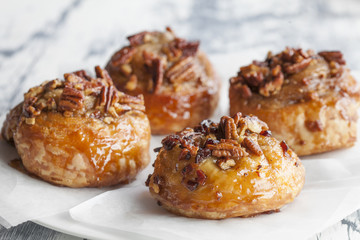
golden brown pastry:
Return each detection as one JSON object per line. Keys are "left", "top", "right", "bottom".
{"left": 146, "top": 113, "right": 305, "bottom": 219}
{"left": 105, "top": 27, "right": 220, "bottom": 135}
{"left": 229, "top": 48, "right": 360, "bottom": 156}
{"left": 1, "top": 66, "right": 150, "bottom": 187}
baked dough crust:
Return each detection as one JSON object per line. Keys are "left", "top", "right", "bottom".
{"left": 147, "top": 113, "right": 305, "bottom": 219}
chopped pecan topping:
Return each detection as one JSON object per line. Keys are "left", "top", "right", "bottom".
{"left": 216, "top": 158, "right": 236, "bottom": 170}
{"left": 145, "top": 174, "right": 152, "bottom": 186}
{"left": 21, "top": 67, "right": 144, "bottom": 123}
{"left": 165, "top": 57, "right": 197, "bottom": 84}
{"left": 329, "top": 66, "right": 344, "bottom": 78}
{"left": 127, "top": 31, "right": 150, "bottom": 46}
{"left": 157, "top": 113, "right": 270, "bottom": 173}
{"left": 242, "top": 137, "right": 263, "bottom": 156}
{"left": 44, "top": 80, "right": 62, "bottom": 91}
{"left": 195, "top": 148, "right": 211, "bottom": 164}
{"left": 95, "top": 66, "right": 113, "bottom": 85}
{"left": 150, "top": 58, "right": 163, "bottom": 93}
{"left": 170, "top": 38, "right": 199, "bottom": 57}
{"left": 116, "top": 94, "right": 145, "bottom": 112}
{"left": 46, "top": 98, "right": 57, "bottom": 110}
{"left": 23, "top": 97, "right": 40, "bottom": 118}
{"left": 204, "top": 138, "right": 220, "bottom": 147}
{"left": 328, "top": 61, "right": 344, "bottom": 78}
{"left": 259, "top": 65, "right": 284, "bottom": 96}
{"left": 151, "top": 175, "right": 164, "bottom": 194}
{"left": 165, "top": 26, "right": 173, "bottom": 33}
{"left": 194, "top": 119, "right": 218, "bottom": 135}
{"left": 58, "top": 86, "right": 84, "bottom": 112}
{"left": 185, "top": 180, "right": 199, "bottom": 191}
{"left": 70, "top": 70, "right": 92, "bottom": 81}
{"left": 318, "top": 51, "right": 346, "bottom": 65}
{"left": 283, "top": 58, "right": 312, "bottom": 75}
{"left": 260, "top": 130, "right": 272, "bottom": 137}
{"left": 24, "top": 105, "right": 40, "bottom": 118}
{"left": 230, "top": 47, "right": 321, "bottom": 97}
{"left": 305, "top": 120, "right": 323, "bottom": 132}
{"left": 153, "top": 147, "right": 162, "bottom": 153}
{"left": 182, "top": 163, "right": 194, "bottom": 176}
{"left": 218, "top": 116, "right": 239, "bottom": 140}
{"left": 232, "top": 112, "right": 243, "bottom": 125}
{"left": 110, "top": 46, "right": 136, "bottom": 67}
{"left": 99, "top": 85, "right": 117, "bottom": 112}
{"left": 161, "top": 134, "right": 180, "bottom": 150}
{"left": 181, "top": 164, "right": 206, "bottom": 191}
{"left": 143, "top": 51, "right": 164, "bottom": 93}
{"left": 110, "top": 28, "right": 204, "bottom": 94}
{"left": 208, "top": 139, "right": 244, "bottom": 160}
{"left": 178, "top": 132, "right": 202, "bottom": 155}
{"left": 212, "top": 149, "right": 232, "bottom": 158}
{"left": 196, "top": 170, "right": 207, "bottom": 185}
{"left": 280, "top": 140, "right": 290, "bottom": 157}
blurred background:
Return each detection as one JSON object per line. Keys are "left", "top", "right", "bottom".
{"left": 1, "top": 0, "right": 360, "bottom": 114}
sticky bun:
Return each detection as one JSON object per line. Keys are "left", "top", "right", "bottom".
{"left": 106, "top": 27, "right": 220, "bottom": 134}
{"left": 1, "top": 66, "right": 151, "bottom": 187}
{"left": 146, "top": 113, "right": 305, "bottom": 219}
{"left": 229, "top": 48, "right": 360, "bottom": 156}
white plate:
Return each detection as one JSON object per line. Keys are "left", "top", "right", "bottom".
{"left": 35, "top": 213, "right": 139, "bottom": 240}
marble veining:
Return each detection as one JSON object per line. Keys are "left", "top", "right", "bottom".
{"left": 1, "top": 0, "right": 360, "bottom": 239}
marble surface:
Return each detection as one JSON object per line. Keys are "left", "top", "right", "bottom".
{"left": 1, "top": 0, "right": 360, "bottom": 239}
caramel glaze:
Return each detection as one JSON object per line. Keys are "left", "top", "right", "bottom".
{"left": 148, "top": 114, "right": 305, "bottom": 219}
{"left": 14, "top": 111, "right": 150, "bottom": 187}
{"left": 106, "top": 29, "right": 220, "bottom": 135}
{"left": 230, "top": 52, "right": 360, "bottom": 156}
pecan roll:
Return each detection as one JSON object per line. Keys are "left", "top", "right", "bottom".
{"left": 230, "top": 47, "right": 360, "bottom": 156}
{"left": 147, "top": 112, "right": 305, "bottom": 219}
{"left": 106, "top": 27, "right": 220, "bottom": 134}
{"left": 1, "top": 67, "right": 150, "bottom": 187}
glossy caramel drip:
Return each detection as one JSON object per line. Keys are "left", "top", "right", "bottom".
{"left": 14, "top": 111, "right": 150, "bottom": 187}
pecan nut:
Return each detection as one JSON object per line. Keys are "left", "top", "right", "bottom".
{"left": 242, "top": 137, "right": 263, "bottom": 156}
{"left": 110, "top": 46, "right": 136, "bottom": 67}
{"left": 58, "top": 86, "right": 84, "bottom": 112}
{"left": 318, "top": 51, "right": 346, "bottom": 65}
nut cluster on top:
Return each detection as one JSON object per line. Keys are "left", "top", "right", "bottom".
{"left": 22, "top": 66, "right": 145, "bottom": 125}
{"left": 230, "top": 47, "right": 346, "bottom": 98}
{"left": 106, "top": 27, "right": 203, "bottom": 93}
